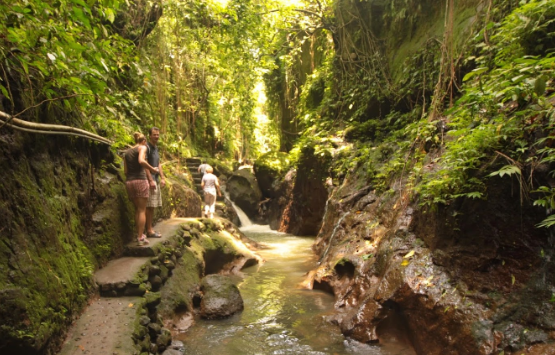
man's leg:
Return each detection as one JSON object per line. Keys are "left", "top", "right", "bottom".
{"left": 146, "top": 181, "right": 161, "bottom": 235}
{"left": 145, "top": 207, "right": 154, "bottom": 235}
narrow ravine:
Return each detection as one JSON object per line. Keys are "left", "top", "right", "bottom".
{"left": 174, "top": 224, "right": 415, "bottom": 355}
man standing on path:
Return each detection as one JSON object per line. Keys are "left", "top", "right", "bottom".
{"left": 145, "top": 127, "right": 166, "bottom": 238}
{"left": 198, "top": 160, "right": 210, "bottom": 176}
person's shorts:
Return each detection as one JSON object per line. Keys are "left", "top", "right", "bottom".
{"left": 147, "top": 180, "right": 163, "bottom": 208}
{"left": 126, "top": 180, "right": 149, "bottom": 199}
{"left": 204, "top": 191, "right": 216, "bottom": 206}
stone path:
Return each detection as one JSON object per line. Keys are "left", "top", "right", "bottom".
{"left": 184, "top": 158, "right": 203, "bottom": 194}
{"left": 59, "top": 218, "right": 193, "bottom": 355}
{"left": 185, "top": 157, "right": 225, "bottom": 202}
{"left": 59, "top": 158, "right": 238, "bottom": 355}
{"left": 59, "top": 297, "right": 138, "bottom": 355}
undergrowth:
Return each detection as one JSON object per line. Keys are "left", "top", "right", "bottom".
{"left": 293, "top": 0, "right": 555, "bottom": 228}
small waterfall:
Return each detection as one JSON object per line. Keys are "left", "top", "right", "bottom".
{"left": 319, "top": 211, "right": 350, "bottom": 264}
{"left": 224, "top": 192, "right": 252, "bottom": 227}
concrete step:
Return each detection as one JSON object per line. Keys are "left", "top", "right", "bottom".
{"left": 61, "top": 216, "right": 258, "bottom": 355}
{"left": 94, "top": 218, "right": 191, "bottom": 297}
{"left": 58, "top": 296, "right": 139, "bottom": 355}
{"left": 185, "top": 158, "right": 201, "bottom": 165}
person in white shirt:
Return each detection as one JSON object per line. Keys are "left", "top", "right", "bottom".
{"left": 198, "top": 161, "right": 210, "bottom": 175}
{"left": 201, "top": 166, "right": 222, "bottom": 218}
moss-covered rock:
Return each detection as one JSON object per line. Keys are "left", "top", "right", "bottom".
{"left": 268, "top": 144, "right": 330, "bottom": 235}
{"left": 157, "top": 219, "right": 261, "bottom": 329}
{"left": 157, "top": 176, "right": 202, "bottom": 220}
{"left": 0, "top": 134, "right": 134, "bottom": 354}
{"left": 253, "top": 151, "right": 290, "bottom": 198}
{"left": 226, "top": 169, "right": 263, "bottom": 220}
{"left": 199, "top": 275, "right": 243, "bottom": 319}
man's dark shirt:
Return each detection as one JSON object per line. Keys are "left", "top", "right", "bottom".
{"left": 147, "top": 142, "right": 160, "bottom": 182}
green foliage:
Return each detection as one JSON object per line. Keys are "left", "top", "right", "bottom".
{"left": 493, "top": 0, "right": 555, "bottom": 63}
{"left": 296, "top": 0, "right": 555, "bottom": 232}
{"left": 254, "top": 151, "right": 291, "bottom": 176}
{"left": 412, "top": 0, "right": 555, "bottom": 222}
{"left": 136, "top": 0, "right": 284, "bottom": 159}
{"left": 0, "top": 0, "right": 135, "bottom": 132}
{"left": 489, "top": 165, "right": 522, "bottom": 178}
{"left": 383, "top": 0, "right": 422, "bottom": 36}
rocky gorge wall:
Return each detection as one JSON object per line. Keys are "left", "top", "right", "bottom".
{"left": 0, "top": 130, "right": 201, "bottom": 354}
{"left": 255, "top": 1, "right": 555, "bottom": 353}
{"left": 306, "top": 166, "right": 555, "bottom": 354}
{"left": 252, "top": 145, "right": 331, "bottom": 236}
{"left": 245, "top": 137, "right": 555, "bottom": 353}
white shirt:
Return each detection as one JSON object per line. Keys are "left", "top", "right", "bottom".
{"left": 202, "top": 173, "right": 218, "bottom": 195}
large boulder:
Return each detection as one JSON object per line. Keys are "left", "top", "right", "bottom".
{"left": 161, "top": 178, "right": 202, "bottom": 218}
{"left": 226, "top": 169, "right": 263, "bottom": 220}
{"left": 216, "top": 199, "right": 240, "bottom": 226}
{"left": 253, "top": 151, "right": 290, "bottom": 198}
{"left": 267, "top": 145, "right": 330, "bottom": 235}
{"left": 267, "top": 170, "right": 295, "bottom": 231}
{"left": 200, "top": 275, "right": 243, "bottom": 319}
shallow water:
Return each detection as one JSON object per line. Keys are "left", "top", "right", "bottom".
{"left": 176, "top": 225, "right": 414, "bottom": 355}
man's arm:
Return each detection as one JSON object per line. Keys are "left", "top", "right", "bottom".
{"left": 144, "top": 145, "right": 156, "bottom": 189}
{"left": 146, "top": 169, "right": 156, "bottom": 189}
{"left": 159, "top": 162, "right": 165, "bottom": 188}
{"left": 138, "top": 146, "right": 159, "bottom": 174}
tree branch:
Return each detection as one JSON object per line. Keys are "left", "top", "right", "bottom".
{"left": 0, "top": 110, "right": 112, "bottom": 145}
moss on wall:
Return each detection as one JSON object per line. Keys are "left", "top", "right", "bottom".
{"left": 157, "top": 247, "right": 202, "bottom": 315}
{"left": 0, "top": 134, "right": 133, "bottom": 354}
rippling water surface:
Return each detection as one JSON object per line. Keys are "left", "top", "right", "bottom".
{"left": 177, "top": 225, "right": 414, "bottom": 355}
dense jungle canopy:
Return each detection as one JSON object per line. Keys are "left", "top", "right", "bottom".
{"left": 2, "top": 0, "right": 555, "bottom": 353}
{"left": 2, "top": 0, "right": 555, "bottom": 224}
{"left": 0, "top": 0, "right": 555, "bottom": 225}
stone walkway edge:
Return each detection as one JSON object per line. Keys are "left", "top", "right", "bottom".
{"left": 59, "top": 218, "right": 198, "bottom": 355}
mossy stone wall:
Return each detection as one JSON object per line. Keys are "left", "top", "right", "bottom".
{"left": 0, "top": 133, "right": 133, "bottom": 354}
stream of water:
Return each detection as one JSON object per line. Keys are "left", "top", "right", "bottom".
{"left": 175, "top": 224, "right": 414, "bottom": 355}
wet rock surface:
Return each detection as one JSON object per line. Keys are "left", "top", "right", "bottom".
{"left": 267, "top": 145, "right": 330, "bottom": 235}
{"left": 216, "top": 198, "right": 240, "bottom": 226}
{"left": 227, "top": 169, "right": 263, "bottom": 220}
{"left": 199, "top": 274, "right": 244, "bottom": 319}
{"left": 309, "top": 172, "right": 555, "bottom": 355}
{"left": 253, "top": 151, "right": 290, "bottom": 198}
